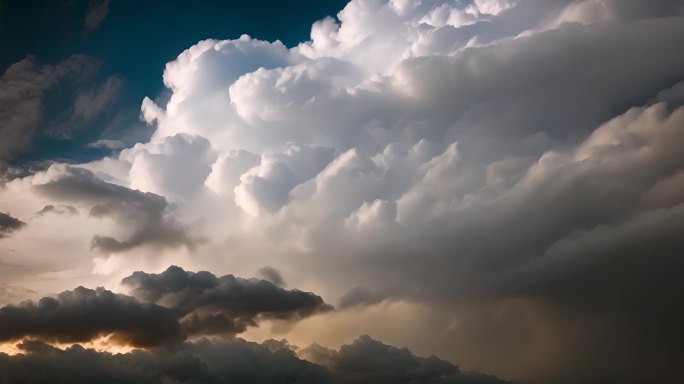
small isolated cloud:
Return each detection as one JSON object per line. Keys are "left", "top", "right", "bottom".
{"left": 0, "top": 212, "right": 26, "bottom": 238}
{"left": 338, "top": 286, "right": 384, "bottom": 309}
{"left": 83, "top": 0, "right": 110, "bottom": 34}
{"left": 87, "top": 139, "right": 126, "bottom": 150}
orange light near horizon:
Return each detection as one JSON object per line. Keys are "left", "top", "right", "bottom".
{"left": 0, "top": 335, "right": 140, "bottom": 356}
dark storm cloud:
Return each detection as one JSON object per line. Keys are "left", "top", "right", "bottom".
{"left": 0, "top": 336, "right": 514, "bottom": 384}
{"left": 300, "top": 335, "right": 514, "bottom": 384}
{"left": 275, "top": 2, "right": 684, "bottom": 380}
{"left": 331, "top": 103, "right": 684, "bottom": 382}
{"left": 0, "top": 212, "right": 25, "bottom": 238}
{"left": 0, "top": 266, "right": 332, "bottom": 346}
{"left": 492, "top": 204, "right": 684, "bottom": 383}
{"left": 35, "top": 166, "right": 200, "bottom": 253}
{"left": 0, "top": 286, "right": 181, "bottom": 347}
{"left": 122, "top": 265, "right": 332, "bottom": 335}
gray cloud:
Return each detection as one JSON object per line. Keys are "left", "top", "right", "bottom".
{"left": 0, "top": 266, "right": 332, "bottom": 347}
{"left": 45, "top": 75, "right": 124, "bottom": 140}
{"left": 337, "top": 286, "right": 384, "bottom": 309}
{"left": 300, "top": 335, "right": 515, "bottom": 384}
{"left": 0, "top": 336, "right": 514, "bottom": 384}
{"left": 86, "top": 139, "right": 126, "bottom": 150}
{"left": 122, "top": 265, "right": 332, "bottom": 336}
{"left": 0, "top": 286, "right": 181, "bottom": 347}
{"left": 4, "top": 0, "right": 684, "bottom": 382}
{"left": 36, "top": 204, "right": 78, "bottom": 216}
{"left": 73, "top": 75, "right": 122, "bottom": 121}
{"left": 35, "top": 165, "right": 200, "bottom": 253}
{"left": 258, "top": 266, "right": 286, "bottom": 287}
{"left": 0, "top": 55, "right": 95, "bottom": 163}
{"left": 83, "top": 0, "right": 111, "bottom": 34}
{"left": 0, "top": 212, "right": 26, "bottom": 238}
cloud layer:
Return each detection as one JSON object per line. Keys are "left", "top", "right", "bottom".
{"left": 1, "top": 0, "right": 684, "bottom": 382}
{"left": 0, "top": 336, "right": 513, "bottom": 384}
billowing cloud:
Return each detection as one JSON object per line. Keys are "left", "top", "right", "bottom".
{"left": 0, "top": 336, "right": 513, "bottom": 384}
{"left": 301, "top": 335, "right": 513, "bottom": 384}
{"left": 0, "top": 286, "right": 181, "bottom": 347}
{"left": 2, "top": 0, "right": 684, "bottom": 382}
{"left": 258, "top": 266, "right": 286, "bottom": 287}
{"left": 0, "top": 266, "right": 331, "bottom": 347}
{"left": 122, "top": 265, "right": 332, "bottom": 336}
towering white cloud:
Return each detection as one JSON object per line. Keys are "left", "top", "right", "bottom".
{"left": 2, "top": 1, "right": 684, "bottom": 382}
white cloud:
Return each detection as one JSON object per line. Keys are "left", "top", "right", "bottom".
{"left": 3, "top": 1, "right": 684, "bottom": 381}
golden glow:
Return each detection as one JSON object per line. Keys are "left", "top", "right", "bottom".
{"left": 0, "top": 335, "right": 138, "bottom": 356}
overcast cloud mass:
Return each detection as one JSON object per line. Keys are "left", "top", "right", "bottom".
{"left": 1, "top": 0, "right": 684, "bottom": 383}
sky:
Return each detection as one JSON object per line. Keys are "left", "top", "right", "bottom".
{"left": 1, "top": 0, "right": 684, "bottom": 383}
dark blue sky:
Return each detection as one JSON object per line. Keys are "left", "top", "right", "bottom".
{"left": 1, "top": 0, "right": 349, "bottom": 165}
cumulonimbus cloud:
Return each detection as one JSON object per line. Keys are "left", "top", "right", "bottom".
{"left": 2, "top": 0, "right": 684, "bottom": 382}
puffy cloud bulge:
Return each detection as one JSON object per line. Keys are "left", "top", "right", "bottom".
{"left": 2, "top": 0, "right": 684, "bottom": 382}
{"left": 0, "top": 266, "right": 330, "bottom": 347}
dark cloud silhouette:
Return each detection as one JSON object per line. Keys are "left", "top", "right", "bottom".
{"left": 300, "top": 335, "right": 515, "bottom": 384}
{"left": 0, "top": 336, "right": 513, "bottom": 384}
{"left": 35, "top": 165, "right": 200, "bottom": 253}
{"left": 0, "top": 212, "right": 26, "bottom": 238}
{"left": 122, "top": 265, "right": 332, "bottom": 336}
{"left": 0, "top": 266, "right": 332, "bottom": 346}
{"left": 0, "top": 286, "right": 181, "bottom": 347}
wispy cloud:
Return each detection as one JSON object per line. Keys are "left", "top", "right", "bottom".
{"left": 82, "top": 0, "right": 111, "bottom": 35}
